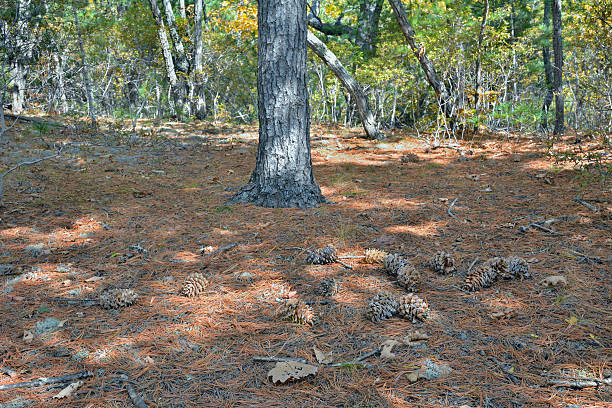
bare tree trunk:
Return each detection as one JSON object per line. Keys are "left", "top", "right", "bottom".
{"left": 552, "top": 0, "right": 564, "bottom": 135}
{"left": 160, "top": 0, "right": 189, "bottom": 73}
{"left": 387, "top": 0, "right": 455, "bottom": 124}
{"left": 474, "top": 0, "right": 488, "bottom": 112}
{"left": 73, "top": 5, "right": 97, "bottom": 127}
{"left": 541, "top": 0, "right": 554, "bottom": 130}
{"left": 193, "top": 0, "right": 206, "bottom": 119}
{"left": 53, "top": 53, "right": 68, "bottom": 113}
{"left": 230, "top": 0, "right": 325, "bottom": 209}
{"left": 307, "top": 31, "right": 382, "bottom": 140}
{"left": 178, "top": 0, "right": 187, "bottom": 19}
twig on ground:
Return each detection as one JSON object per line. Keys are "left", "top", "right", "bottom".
{"left": 572, "top": 197, "right": 600, "bottom": 212}
{"left": 0, "top": 144, "right": 66, "bottom": 201}
{"left": 253, "top": 356, "right": 309, "bottom": 364}
{"left": 447, "top": 197, "right": 466, "bottom": 224}
{"left": 0, "top": 371, "right": 93, "bottom": 390}
{"left": 336, "top": 259, "right": 354, "bottom": 270}
{"left": 541, "top": 215, "right": 579, "bottom": 227}
{"left": 201, "top": 242, "right": 238, "bottom": 258}
{"left": 118, "top": 374, "right": 148, "bottom": 408}
{"left": 467, "top": 257, "right": 479, "bottom": 274}
{"left": 546, "top": 378, "right": 609, "bottom": 388}
{"left": 328, "top": 348, "right": 380, "bottom": 367}
{"left": 529, "top": 223, "right": 557, "bottom": 234}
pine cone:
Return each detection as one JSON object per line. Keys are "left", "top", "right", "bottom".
{"left": 100, "top": 289, "right": 138, "bottom": 309}
{"left": 485, "top": 257, "right": 509, "bottom": 275}
{"left": 281, "top": 299, "right": 315, "bottom": 325}
{"left": 366, "top": 291, "right": 399, "bottom": 322}
{"left": 382, "top": 254, "right": 408, "bottom": 276}
{"left": 464, "top": 264, "right": 498, "bottom": 291}
{"left": 429, "top": 251, "right": 456, "bottom": 275}
{"left": 396, "top": 263, "right": 420, "bottom": 291}
{"left": 180, "top": 272, "right": 209, "bottom": 297}
{"left": 364, "top": 248, "right": 389, "bottom": 264}
{"left": 397, "top": 293, "right": 429, "bottom": 322}
{"left": 318, "top": 278, "right": 339, "bottom": 296}
{"left": 306, "top": 246, "right": 338, "bottom": 265}
{"left": 503, "top": 256, "right": 530, "bottom": 280}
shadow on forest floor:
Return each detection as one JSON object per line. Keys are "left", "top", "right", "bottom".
{"left": 0, "top": 119, "right": 610, "bottom": 408}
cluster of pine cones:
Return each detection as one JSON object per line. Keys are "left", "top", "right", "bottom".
{"left": 366, "top": 291, "right": 429, "bottom": 323}
{"left": 464, "top": 256, "right": 530, "bottom": 291}
{"left": 99, "top": 289, "right": 138, "bottom": 309}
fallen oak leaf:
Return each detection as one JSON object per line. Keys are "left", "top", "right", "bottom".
{"left": 267, "top": 361, "right": 317, "bottom": 384}
{"left": 403, "top": 330, "right": 429, "bottom": 346}
{"left": 23, "top": 330, "right": 33, "bottom": 344}
{"left": 380, "top": 340, "right": 400, "bottom": 359}
{"left": 53, "top": 380, "right": 83, "bottom": 399}
{"left": 313, "top": 346, "right": 333, "bottom": 364}
{"left": 490, "top": 309, "right": 517, "bottom": 320}
{"left": 540, "top": 275, "right": 567, "bottom": 287}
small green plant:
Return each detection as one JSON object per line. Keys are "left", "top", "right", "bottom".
{"left": 214, "top": 205, "right": 234, "bottom": 213}
{"left": 36, "top": 305, "right": 52, "bottom": 314}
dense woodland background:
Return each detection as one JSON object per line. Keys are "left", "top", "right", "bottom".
{"left": 1, "top": 0, "right": 610, "bottom": 137}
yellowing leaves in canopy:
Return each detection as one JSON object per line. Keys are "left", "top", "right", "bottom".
{"left": 210, "top": 0, "right": 257, "bottom": 41}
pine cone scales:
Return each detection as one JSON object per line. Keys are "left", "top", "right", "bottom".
{"left": 504, "top": 256, "right": 530, "bottom": 280}
{"left": 486, "top": 257, "right": 509, "bottom": 275}
{"left": 429, "top": 251, "right": 456, "bottom": 275}
{"left": 464, "top": 265, "right": 498, "bottom": 291}
{"left": 100, "top": 289, "right": 138, "bottom": 309}
{"left": 306, "top": 246, "right": 338, "bottom": 265}
{"left": 180, "top": 273, "right": 209, "bottom": 297}
{"left": 382, "top": 254, "right": 407, "bottom": 276}
{"left": 397, "top": 294, "right": 429, "bottom": 322}
{"left": 396, "top": 264, "right": 420, "bottom": 291}
{"left": 282, "top": 299, "right": 315, "bottom": 325}
{"left": 364, "top": 248, "right": 389, "bottom": 264}
{"left": 366, "top": 291, "right": 399, "bottom": 322}
{"left": 318, "top": 278, "right": 339, "bottom": 296}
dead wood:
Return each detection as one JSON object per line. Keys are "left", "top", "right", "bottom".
{"left": 0, "top": 371, "right": 93, "bottom": 390}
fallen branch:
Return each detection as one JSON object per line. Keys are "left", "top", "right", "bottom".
{"left": 572, "top": 197, "right": 600, "bottom": 212}
{"left": 0, "top": 371, "right": 93, "bottom": 390}
{"left": 2, "top": 112, "right": 68, "bottom": 128}
{"left": 0, "top": 144, "right": 66, "bottom": 201}
{"left": 547, "top": 378, "right": 608, "bottom": 389}
{"left": 201, "top": 242, "right": 238, "bottom": 259}
{"left": 430, "top": 143, "right": 465, "bottom": 156}
{"left": 447, "top": 197, "right": 466, "bottom": 224}
{"left": 467, "top": 257, "right": 479, "bottom": 273}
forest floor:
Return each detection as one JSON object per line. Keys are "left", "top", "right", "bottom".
{"left": 0, "top": 117, "right": 611, "bottom": 408}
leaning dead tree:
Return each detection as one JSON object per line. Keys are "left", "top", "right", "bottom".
{"left": 387, "top": 0, "right": 456, "bottom": 124}
{"left": 307, "top": 31, "right": 383, "bottom": 140}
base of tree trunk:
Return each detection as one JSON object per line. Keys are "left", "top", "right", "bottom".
{"left": 228, "top": 181, "right": 327, "bottom": 209}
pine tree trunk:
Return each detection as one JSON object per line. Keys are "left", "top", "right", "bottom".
{"left": 541, "top": 0, "right": 554, "bottom": 130}
{"left": 230, "top": 0, "right": 325, "bottom": 209}
{"left": 307, "top": 31, "right": 382, "bottom": 140}
{"left": 552, "top": 0, "right": 564, "bottom": 135}
{"left": 474, "top": 0, "right": 488, "bottom": 112}
{"left": 387, "top": 0, "right": 455, "bottom": 124}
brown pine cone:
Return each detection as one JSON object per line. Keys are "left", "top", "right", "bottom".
{"left": 397, "top": 293, "right": 429, "bottom": 322}
{"left": 464, "top": 264, "right": 498, "bottom": 291}
{"left": 503, "top": 256, "right": 530, "bottom": 280}
{"left": 429, "top": 251, "right": 456, "bottom": 275}
{"left": 396, "top": 263, "right": 420, "bottom": 291}
{"left": 180, "top": 272, "right": 209, "bottom": 297}
{"left": 306, "top": 246, "right": 338, "bottom": 265}
{"left": 281, "top": 298, "right": 315, "bottom": 325}
{"left": 364, "top": 248, "right": 389, "bottom": 264}
{"left": 366, "top": 291, "right": 399, "bottom": 322}
{"left": 100, "top": 289, "right": 138, "bottom": 309}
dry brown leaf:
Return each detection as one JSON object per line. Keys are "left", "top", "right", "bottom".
{"left": 406, "top": 367, "right": 427, "bottom": 383}
{"left": 267, "top": 361, "right": 317, "bottom": 384}
{"left": 490, "top": 309, "right": 517, "bottom": 320}
{"left": 143, "top": 356, "right": 154, "bottom": 364}
{"left": 380, "top": 339, "right": 399, "bottom": 359}
{"left": 85, "top": 276, "right": 104, "bottom": 282}
{"left": 53, "top": 381, "right": 83, "bottom": 399}
{"left": 58, "top": 319, "right": 68, "bottom": 328}
{"left": 313, "top": 346, "right": 333, "bottom": 364}
{"left": 527, "top": 257, "right": 540, "bottom": 263}
{"left": 23, "top": 330, "right": 33, "bottom": 344}
{"left": 403, "top": 330, "right": 429, "bottom": 345}
{"left": 540, "top": 275, "right": 568, "bottom": 287}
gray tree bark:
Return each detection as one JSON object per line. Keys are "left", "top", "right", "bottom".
{"left": 307, "top": 31, "right": 382, "bottom": 140}
{"left": 193, "top": 0, "right": 206, "bottom": 119}
{"left": 474, "top": 0, "right": 488, "bottom": 112}
{"left": 552, "top": 0, "right": 564, "bottom": 135}
{"left": 52, "top": 53, "right": 68, "bottom": 113}
{"left": 73, "top": 5, "right": 97, "bottom": 127}
{"left": 541, "top": 0, "right": 554, "bottom": 130}
{"left": 230, "top": 0, "right": 325, "bottom": 209}
{"left": 8, "top": 0, "right": 32, "bottom": 114}
{"left": 387, "top": 0, "right": 455, "bottom": 123}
